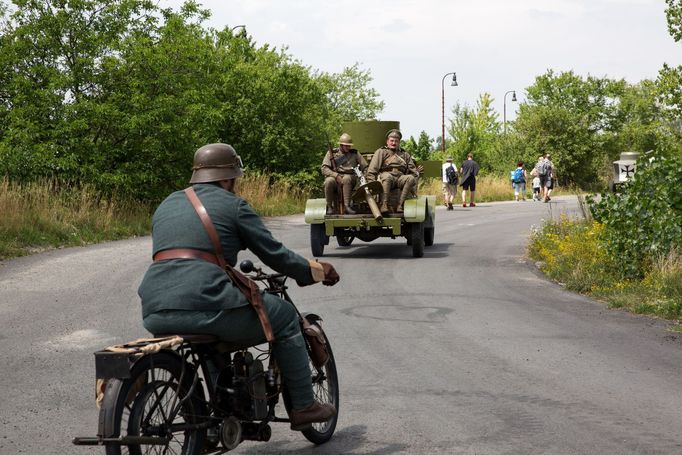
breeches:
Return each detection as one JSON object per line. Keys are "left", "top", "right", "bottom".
{"left": 143, "top": 293, "right": 314, "bottom": 410}
{"left": 324, "top": 174, "right": 357, "bottom": 205}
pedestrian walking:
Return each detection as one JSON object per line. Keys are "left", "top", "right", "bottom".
{"left": 442, "top": 156, "right": 458, "bottom": 210}
{"left": 459, "top": 153, "right": 480, "bottom": 207}
{"left": 511, "top": 160, "right": 527, "bottom": 201}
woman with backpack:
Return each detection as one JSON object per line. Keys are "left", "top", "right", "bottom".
{"left": 511, "top": 160, "right": 527, "bottom": 201}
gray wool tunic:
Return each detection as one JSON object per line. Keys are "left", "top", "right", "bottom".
{"left": 138, "top": 183, "right": 316, "bottom": 319}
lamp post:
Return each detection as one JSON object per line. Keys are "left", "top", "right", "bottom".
{"left": 503, "top": 90, "right": 517, "bottom": 134}
{"left": 230, "top": 25, "right": 245, "bottom": 33}
{"left": 441, "top": 72, "right": 458, "bottom": 154}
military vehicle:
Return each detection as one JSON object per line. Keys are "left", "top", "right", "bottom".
{"left": 304, "top": 121, "right": 439, "bottom": 258}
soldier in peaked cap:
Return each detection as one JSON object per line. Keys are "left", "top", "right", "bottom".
{"left": 321, "top": 133, "right": 368, "bottom": 214}
{"left": 138, "top": 143, "right": 339, "bottom": 430}
{"left": 365, "top": 129, "right": 419, "bottom": 214}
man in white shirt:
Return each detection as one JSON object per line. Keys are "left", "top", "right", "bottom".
{"left": 442, "top": 157, "right": 458, "bottom": 210}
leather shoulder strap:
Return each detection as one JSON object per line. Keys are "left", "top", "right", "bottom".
{"left": 183, "top": 187, "right": 274, "bottom": 343}
{"left": 184, "top": 187, "right": 227, "bottom": 269}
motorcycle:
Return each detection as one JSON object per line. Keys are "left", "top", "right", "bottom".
{"left": 73, "top": 259, "right": 339, "bottom": 454}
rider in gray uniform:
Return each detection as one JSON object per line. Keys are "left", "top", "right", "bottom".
{"left": 138, "top": 143, "right": 338, "bottom": 430}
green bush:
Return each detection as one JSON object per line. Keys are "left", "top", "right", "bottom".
{"left": 589, "top": 153, "right": 682, "bottom": 277}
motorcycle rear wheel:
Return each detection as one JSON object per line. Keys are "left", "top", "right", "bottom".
{"left": 99, "top": 351, "right": 207, "bottom": 455}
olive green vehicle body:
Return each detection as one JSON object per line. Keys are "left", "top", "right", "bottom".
{"left": 304, "top": 121, "right": 438, "bottom": 258}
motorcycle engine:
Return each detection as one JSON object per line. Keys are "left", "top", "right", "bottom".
{"left": 219, "top": 351, "right": 268, "bottom": 421}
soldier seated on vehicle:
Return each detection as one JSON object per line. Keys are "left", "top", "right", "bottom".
{"left": 322, "top": 133, "right": 368, "bottom": 215}
{"left": 365, "top": 129, "right": 419, "bottom": 214}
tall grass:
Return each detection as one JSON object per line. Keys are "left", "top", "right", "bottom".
{"left": 0, "top": 178, "right": 152, "bottom": 259}
{"left": 0, "top": 176, "right": 308, "bottom": 259}
{"left": 237, "top": 174, "right": 307, "bottom": 216}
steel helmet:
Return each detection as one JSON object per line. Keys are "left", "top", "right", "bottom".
{"left": 339, "top": 133, "right": 353, "bottom": 146}
{"left": 189, "top": 143, "right": 244, "bottom": 184}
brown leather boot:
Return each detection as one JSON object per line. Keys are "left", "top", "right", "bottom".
{"left": 289, "top": 402, "right": 337, "bottom": 431}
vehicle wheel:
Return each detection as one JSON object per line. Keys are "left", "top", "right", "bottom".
{"left": 336, "top": 232, "right": 354, "bottom": 247}
{"left": 411, "top": 222, "right": 424, "bottom": 258}
{"left": 311, "top": 224, "right": 327, "bottom": 257}
{"left": 100, "top": 351, "right": 206, "bottom": 455}
{"left": 424, "top": 225, "right": 434, "bottom": 247}
{"left": 284, "top": 323, "right": 339, "bottom": 445}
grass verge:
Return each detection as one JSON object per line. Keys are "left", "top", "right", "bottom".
{"left": 527, "top": 215, "right": 682, "bottom": 321}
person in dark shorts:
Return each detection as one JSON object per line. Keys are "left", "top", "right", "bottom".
{"left": 459, "top": 153, "right": 480, "bottom": 207}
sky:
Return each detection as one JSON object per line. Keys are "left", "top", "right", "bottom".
{"left": 165, "top": 0, "right": 681, "bottom": 141}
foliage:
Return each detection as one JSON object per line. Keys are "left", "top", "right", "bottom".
{"left": 402, "top": 131, "right": 434, "bottom": 161}
{"left": 528, "top": 217, "right": 616, "bottom": 292}
{"left": 0, "top": 177, "right": 152, "bottom": 259}
{"left": 513, "top": 71, "right": 622, "bottom": 187}
{"left": 666, "top": 0, "right": 682, "bottom": 42}
{"left": 0, "top": 0, "right": 385, "bottom": 201}
{"left": 528, "top": 216, "right": 682, "bottom": 319}
{"left": 657, "top": 1, "right": 682, "bottom": 120}
{"left": 589, "top": 153, "right": 682, "bottom": 277}
{"left": 316, "top": 63, "right": 385, "bottom": 124}
{"left": 445, "top": 93, "right": 500, "bottom": 168}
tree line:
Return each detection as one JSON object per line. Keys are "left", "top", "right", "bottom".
{"left": 0, "top": 0, "right": 383, "bottom": 201}
{"left": 403, "top": 0, "right": 681, "bottom": 189}
{"left": 1, "top": 0, "right": 680, "bottom": 201}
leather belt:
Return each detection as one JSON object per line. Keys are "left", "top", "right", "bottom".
{"left": 153, "top": 248, "right": 220, "bottom": 266}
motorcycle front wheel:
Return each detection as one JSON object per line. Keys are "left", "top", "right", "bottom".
{"left": 99, "top": 351, "right": 207, "bottom": 455}
{"left": 285, "top": 326, "right": 340, "bottom": 445}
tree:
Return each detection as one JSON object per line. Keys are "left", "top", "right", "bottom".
{"left": 513, "top": 70, "right": 626, "bottom": 187}
{"left": 445, "top": 93, "right": 500, "bottom": 168}
{"left": 402, "top": 131, "right": 434, "bottom": 161}
{"left": 657, "top": 1, "right": 682, "bottom": 124}
{"left": 0, "top": 0, "right": 386, "bottom": 200}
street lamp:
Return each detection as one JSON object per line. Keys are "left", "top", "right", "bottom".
{"left": 230, "top": 25, "right": 245, "bottom": 33}
{"left": 441, "top": 72, "right": 458, "bottom": 154}
{"left": 503, "top": 90, "right": 517, "bottom": 134}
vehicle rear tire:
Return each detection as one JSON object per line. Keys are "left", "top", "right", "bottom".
{"left": 284, "top": 322, "right": 339, "bottom": 445}
{"left": 411, "top": 222, "right": 424, "bottom": 258}
{"left": 100, "top": 351, "right": 206, "bottom": 455}
{"left": 311, "top": 224, "right": 327, "bottom": 257}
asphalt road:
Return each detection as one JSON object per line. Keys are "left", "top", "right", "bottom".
{"left": 1, "top": 195, "right": 681, "bottom": 455}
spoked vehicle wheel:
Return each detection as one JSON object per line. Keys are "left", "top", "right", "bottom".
{"left": 100, "top": 351, "right": 207, "bottom": 455}
{"left": 284, "top": 324, "right": 340, "bottom": 445}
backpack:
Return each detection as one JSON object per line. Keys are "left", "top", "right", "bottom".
{"left": 511, "top": 168, "right": 524, "bottom": 183}
{"left": 538, "top": 160, "right": 551, "bottom": 177}
{"left": 445, "top": 165, "right": 458, "bottom": 185}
